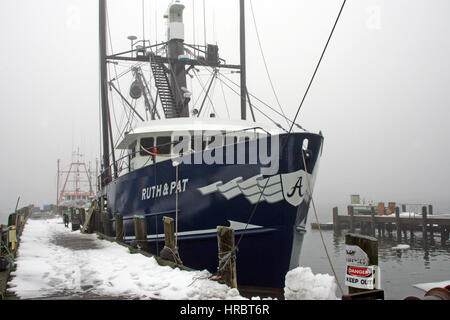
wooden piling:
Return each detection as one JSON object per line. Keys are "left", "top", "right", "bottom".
{"left": 8, "top": 213, "right": 16, "bottom": 227}
{"left": 115, "top": 213, "right": 123, "bottom": 242}
{"left": 370, "top": 206, "right": 376, "bottom": 236}
{"left": 159, "top": 217, "right": 182, "bottom": 265}
{"left": 395, "top": 207, "right": 401, "bottom": 241}
{"left": 79, "top": 208, "right": 85, "bottom": 226}
{"left": 9, "top": 226, "right": 16, "bottom": 252}
{"left": 422, "top": 206, "right": 427, "bottom": 241}
{"left": 133, "top": 215, "right": 147, "bottom": 249}
{"left": 348, "top": 206, "right": 355, "bottom": 233}
{"left": 428, "top": 205, "right": 433, "bottom": 216}
{"left": 103, "top": 212, "right": 111, "bottom": 237}
{"left": 1, "top": 224, "right": 6, "bottom": 246}
{"left": 345, "top": 234, "right": 378, "bottom": 295}
{"left": 409, "top": 212, "right": 415, "bottom": 239}
{"left": 333, "top": 207, "right": 339, "bottom": 232}
{"left": 217, "top": 226, "right": 237, "bottom": 289}
{"left": 401, "top": 204, "right": 407, "bottom": 213}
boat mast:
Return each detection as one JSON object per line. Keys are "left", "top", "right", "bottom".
{"left": 99, "top": 0, "right": 112, "bottom": 185}
{"left": 240, "top": 0, "right": 247, "bottom": 121}
{"left": 166, "top": 1, "right": 190, "bottom": 117}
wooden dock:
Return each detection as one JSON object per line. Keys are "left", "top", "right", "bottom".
{"left": 332, "top": 205, "right": 450, "bottom": 244}
{"left": 1, "top": 205, "right": 33, "bottom": 299}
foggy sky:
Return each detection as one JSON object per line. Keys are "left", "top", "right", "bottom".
{"left": 1, "top": 0, "right": 449, "bottom": 223}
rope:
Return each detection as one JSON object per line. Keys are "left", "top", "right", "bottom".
{"left": 301, "top": 150, "right": 345, "bottom": 296}
{"left": 163, "top": 246, "right": 183, "bottom": 265}
{"left": 287, "top": 0, "right": 347, "bottom": 133}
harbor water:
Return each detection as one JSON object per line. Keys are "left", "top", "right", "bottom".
{"left": 301, "top": 222, "right": 450, "bottom": 300}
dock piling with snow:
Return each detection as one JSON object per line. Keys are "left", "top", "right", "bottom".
{"left": 332, "top": 206, "right": 450, "bottom": 244}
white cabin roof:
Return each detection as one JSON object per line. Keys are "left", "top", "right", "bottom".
{"left": 117, "top": 118, "right": 283, "bottom": 149}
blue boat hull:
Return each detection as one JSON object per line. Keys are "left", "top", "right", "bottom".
{"left": 102, "top": 132, "right": 323, "bottom": 293}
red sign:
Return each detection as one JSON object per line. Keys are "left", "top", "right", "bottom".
{"left": 347, "top": 266, "right": 372, "bottom": 278}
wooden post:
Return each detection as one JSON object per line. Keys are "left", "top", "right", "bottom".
{"left": 348, "top": 205, "right": 355, "bottom": 233}
{"left": 217, "top": 226, "right": 237, "bottom": 289}
{"left": 9, "top": 226, "right": 16, "bottom": 251}
{"left": 160, "top": 217, "right": 182, "bottom": 264}
{"left": 163, "top": 216, "right": 176, "bottom": 249}
{"left": 422, "top": 206, "right": 427, "bottom": 241}
{"left": 409, "top": 212, "right": 415, "bottom": 239}
{"left": 333, "top": 207, "right": 339, "bottom": 233}
{"left": 8, "top": 213, "right": 17, "bottom": 227}
{"left": 395, "top": 207, "right": 401, "bottom": 241}
{"left": 133, "top": 215, "right": 147, "bottom": 250}
{"left": 370, "top": 206, "right": 376, "bottom": 237}
{"left": 345, "top": 233, "right": 378, "bottom": 295}
{"left": 1, "top": 224, "right": 6, "bottom": 246}
{"left": 427, "top": 205, "right": 434, "bottom": 239}
{"left": 103, "top": 211, "right": 111, "bottom": 237}
{"left": 386, "top": 223, "right": 392, "bottom": 237}
{"left": 115, "top": 213, "right": 123, "bottom": 242}
{"left": 79, "top": 208, "right": 85, "bottom": 226}
{"left": 401, "top": 204, "right": 407, "bottom": 213}
{"left": 440, "top": 226, "right": 446, "bottom": 245}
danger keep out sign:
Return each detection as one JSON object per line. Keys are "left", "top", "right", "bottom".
{"left": 345, "top": 265, "right": 381, "bottom": 290}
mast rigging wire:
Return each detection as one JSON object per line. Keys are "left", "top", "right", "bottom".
{"left": 249, "top": 0, "right": 290, "bottom": 129}
{"left": 288, "top": 0, "right": 347, "bottom": 133}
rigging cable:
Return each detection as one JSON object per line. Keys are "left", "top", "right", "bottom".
{"left": 219, "top": 73, "right": 231, "bottom": 119}
{"left": 203, "top": 0, "right": 207, "bottom": 47}
{"left": 142, "top": 0, "right": 145, "bottom": 44}
{"left": 301, "top": 150, "right": 345, "bottom": 296}
{"left": 287, "top": 0, "right": 347, "bottom": 133}
{"left": 249, "top": 0, "right": 290, "bottom": 129}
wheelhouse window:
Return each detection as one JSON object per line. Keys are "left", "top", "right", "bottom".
{"left": 156, "top": 136, "right": 172, "bottom": 155}
{"left": 140, "top": 137, "right": 155, "bottom": 156}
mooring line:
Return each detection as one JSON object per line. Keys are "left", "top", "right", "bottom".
{"left": 301, "top": 150, "right": 344, "bottom": 296}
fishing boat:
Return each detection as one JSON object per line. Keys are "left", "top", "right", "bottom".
{"left": 57, "top": 151, "right": 96, "bottom": 210}
{"left": 97, "top": 0, "right": 324, "bottom": 297}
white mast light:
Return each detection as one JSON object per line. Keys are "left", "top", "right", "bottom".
{"left": 165, "top": 1, "right": 185, "bottom": 41}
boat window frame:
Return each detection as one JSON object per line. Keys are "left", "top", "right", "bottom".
{"left": 140, "top": 137, "right": 155, "bottom": 156}
{"left": 156, "top": 136, "right": 172, "bottom": 155}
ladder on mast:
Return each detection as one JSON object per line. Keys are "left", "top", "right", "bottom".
{"left": 150, "top": 54, "right": 179, "bottom": 119}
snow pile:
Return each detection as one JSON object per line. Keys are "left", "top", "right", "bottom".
{"left": 284, "top": 267, "right": 338, "bottom": 300}
{"left": 414, "top": 280, "right": 450, "bottom": 292}
{"left": 391, "top": 244, "right": 410, "bottom": 250}
{"left": 8, "top": 218, "right": 247, "bottom": 300}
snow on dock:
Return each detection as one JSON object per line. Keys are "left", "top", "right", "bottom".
{"left": 7, "top": 214, "right": 339, "bottom": 300}
{"left": 7, "top": 216, "right": 246, "bottom": 300}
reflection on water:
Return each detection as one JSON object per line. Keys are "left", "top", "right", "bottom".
{"left": 301, "top": 226, "right": 449, "bottom": 300}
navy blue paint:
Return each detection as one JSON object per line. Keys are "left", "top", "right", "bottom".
{"left": 104, "top": 132, "right": 323, "bottom": 289}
